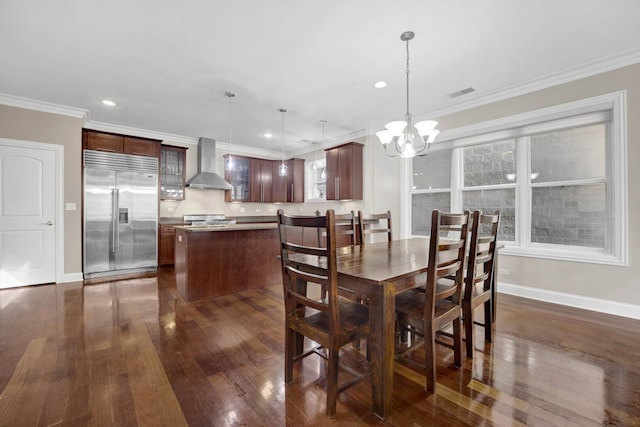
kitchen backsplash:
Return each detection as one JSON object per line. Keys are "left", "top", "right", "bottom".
{"left": 159, "top": 187, "right": 364, "bottom": 219}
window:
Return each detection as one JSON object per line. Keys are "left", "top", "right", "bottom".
{"left": 409, "top": 91, "right": 627, "bottom": 265}
{"left": 305, "top": 158, "right": 327, "bottom": 201}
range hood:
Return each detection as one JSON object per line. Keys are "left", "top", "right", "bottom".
{"left": 185, "top": 137, "right": 233, "bottom": 190}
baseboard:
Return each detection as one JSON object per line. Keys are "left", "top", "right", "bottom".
{"left": 498, "top": 282, "right": 640, "bottom": 320}
{"left": 61, "top": 272, "right": 84, "bottom": 283}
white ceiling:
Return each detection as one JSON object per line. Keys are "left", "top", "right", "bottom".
{"left": 1, "top": 1, "right": 640, "bottom": 155}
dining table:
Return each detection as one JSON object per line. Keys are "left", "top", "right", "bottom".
{"left": 327, "top": 236, "right": 499, "bottom": 419}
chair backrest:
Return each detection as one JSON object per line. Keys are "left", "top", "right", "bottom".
{"left": 316, "top": 210, "right": 357, "bottom": 247}
{"left": 465, "top": 210, "right": 500, "bottom": 298}
{"left": 357, "top": 210, "right": 392, "bottom": 245}
{"left": 425, "top": 210, "right": 470, "bottom": 316}
{"left": 277, "top": 209, "right": 340, "bottom": 330}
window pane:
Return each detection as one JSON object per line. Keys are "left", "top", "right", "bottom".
{"left": 531, "top": 124, "right": 605, "bottom": 183}
{"left": 305, "top": 159, "right": 326, "bottom": 200}
{"left": 462, "top": 188, "right": 516, "bottom": 241}
{"left": 531, "top": 184, "right": 606, "bottom": 248}
{"left": 412, "top": 192, "right": 450, "bottom": 235}
{"left": 463, "top": 139, "right": 516, "bottom": 186}
{"left": 412, "top": 149, "right": 452, "bottom": 190}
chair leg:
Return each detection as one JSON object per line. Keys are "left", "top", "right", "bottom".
{"left": 424, "top": 321, "right": 436, "bottom": 393}
{"left": 464, "top": 303, "right": 474, "bottom": 358}
{"left": 452, "top": 317, "right": 462, "bottom": 367}
{"left": 285, "top": 327, "right": 296, "bottom": 384}
{"left": 325, "top": 347, "right": 339, "bottom": 418}
{"left": 398, "top": 313, "right": 409, "bottom": 344}
{"left": 484, "top": 299, "right": 493, "bottom": 343}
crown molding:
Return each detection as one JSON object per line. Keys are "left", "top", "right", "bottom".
{"left": 417, "top": 47, "right": 640, "bottom": 121}
{"left": 0, "top": 93, "right": 87, "bottom": 119}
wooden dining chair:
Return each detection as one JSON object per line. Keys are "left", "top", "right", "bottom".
{"left": 357, "top": 210, "right": 392, "bottom": 245}
{"left": 394, "top": 209, "right": 469, "bottom": 393}
{"left": 277, "top": 209, "right": 370, "bottom": 418}
{"left": 463, "top": 210, "right": 500, "bottom": 357}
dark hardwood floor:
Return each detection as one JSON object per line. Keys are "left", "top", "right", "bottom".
{"left": 1, "top": 267, "right": 639, "bottom": 426}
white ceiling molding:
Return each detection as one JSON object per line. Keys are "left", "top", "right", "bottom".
{"left": 0, "top": 93, "right": 87, "bottom": 119}
{"left": 417, "top": 47, "right": 640, "bottom": 122}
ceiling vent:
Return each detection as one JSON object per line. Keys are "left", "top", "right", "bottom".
{"left": 450, "top": 87, "right": 475, "bottom": 98}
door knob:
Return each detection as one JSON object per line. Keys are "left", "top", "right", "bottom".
{"left": 46, "top": 221, "right": 53, "bottom": 226}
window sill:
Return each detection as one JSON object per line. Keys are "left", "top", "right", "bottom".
{"left": 499, "top": 244, "right": 626, "bottom": 266}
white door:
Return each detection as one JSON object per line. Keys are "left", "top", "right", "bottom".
{"left": 0, "top": 140, "right": 57, "bottom": 288}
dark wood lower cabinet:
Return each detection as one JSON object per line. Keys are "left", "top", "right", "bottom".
{"left": 159, "top": 225, "right": 176, "bottom": 265}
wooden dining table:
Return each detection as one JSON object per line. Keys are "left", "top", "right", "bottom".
{"left": 332, "top": 237, "right": 433, "bottom": 419}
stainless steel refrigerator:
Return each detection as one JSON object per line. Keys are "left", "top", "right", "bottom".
{"left": 83, "top": 150, "right": 158, "bottom": 278}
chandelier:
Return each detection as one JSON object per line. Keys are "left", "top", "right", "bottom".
{"left": 376, "top": 31, "right": 439, "bottom": 158}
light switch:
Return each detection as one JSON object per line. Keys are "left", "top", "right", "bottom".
{"left": 65, "top": 202, "right": 76, "bottom": 211}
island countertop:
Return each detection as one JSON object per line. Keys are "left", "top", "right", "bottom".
{"left": 172, "top": 223, "right": 277, "bottom": 232}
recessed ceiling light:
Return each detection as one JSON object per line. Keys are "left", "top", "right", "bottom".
{"left": 263, "top": 132, "right": 273, "bottom": 138}
{"left": 374, "top": 81, "right": 387, "bottom": 89}
{"left": 101, "top": 99, "right": 116, "bottom": 106}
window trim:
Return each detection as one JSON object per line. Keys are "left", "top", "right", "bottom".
{"left": 405, "top": 90, "right": 627, "bottom": 266}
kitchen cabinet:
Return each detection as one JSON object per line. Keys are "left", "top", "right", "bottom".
{"left": 160, "top": 145, "right": 187, "bottom": 200}
{"left": 82, "top": 129, "right": 160, "bottom": 158}
{"left": 325, "top": 142, "right": 363, "bottom": 200}
{"left": 273, "top": 158, "right": 305, "bottom": 203}
{"left": 250, "top": 158, "right": 273, "bottom": 203}
{"left": 223, "top": 155, "right": 251, "bottom": 202}
{"left": 159, "top": 224, "right": 177, "bottom": 265}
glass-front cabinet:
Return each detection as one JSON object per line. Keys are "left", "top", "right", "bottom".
{"left": 224, "top": 154, "right": 251, "bottom": 202}
{"left": 160, "top": 145, "right": 187, "bottom": 200}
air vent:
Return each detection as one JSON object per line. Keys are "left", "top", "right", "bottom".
{"left": 450, "top": 87, "right": 475, "bottom": 98}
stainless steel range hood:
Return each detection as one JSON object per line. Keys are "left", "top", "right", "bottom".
{"left": 186, "top": 137, "right": 232, "bottom": 190}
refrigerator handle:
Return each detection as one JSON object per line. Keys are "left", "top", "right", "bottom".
{"left": 113, "top": 188, "right": 120, "bottom": 252}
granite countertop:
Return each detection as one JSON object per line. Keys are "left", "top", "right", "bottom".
{"left": 173, "top": 223, "right": 278, "bottom": 232}
{"left": 160, "top": 215, "right": 277, "bottom": 225}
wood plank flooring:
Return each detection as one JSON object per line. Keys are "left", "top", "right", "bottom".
{"left": 1, "top": 267, "right": 639, "bottom": 426}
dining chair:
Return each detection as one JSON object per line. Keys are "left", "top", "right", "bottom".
{"left": 277, "top": 209, "right": 371, "bottom": 418}
{"left": 463, "top": 209, "right": 500, "bottom": 357}
{"left": 394, "top": 209, "right": 469, "bottom": 393}
{"left": 357, "top": 210, "right": 392, "bottom": 245}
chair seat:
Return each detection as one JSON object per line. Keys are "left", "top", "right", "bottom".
{"left": 395, "top": 289, "right": 461, "bottom": 328}
{"left": 414, "top": 278, "right": 458, "bottom": 300}
{"left": 296, "top": 297, "right": 370, "bottom": 336}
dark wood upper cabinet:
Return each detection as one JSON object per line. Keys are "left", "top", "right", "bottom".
{"left": 325, "top": 142, "right": 363, "bottom": 200}
{"left": 250, "top": 158, "right": 273, "bottom": 203}
{"left": 160, "top": 145, "right": 187, "bottom": 200}
{"left": 83, "top": 131, "right": 123, "bottom": 153}
{"left": 124, "top": 136, "right": 160, "bottom": 158}
{"left": 273, "top": 158, "right": 305, "bottom": 203}
{"left": 82, "top": 129, "right": 160, "bottom": 158}
{"left": 224, "top": 155, "right": 251, "bottom": 202}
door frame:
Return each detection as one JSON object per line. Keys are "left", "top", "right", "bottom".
{"left": 0, "top": 137, "right": 64, "bottom": 284}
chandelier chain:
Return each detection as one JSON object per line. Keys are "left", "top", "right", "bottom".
{"left": 406, "top": 37, "right": 411, "bottom": 118}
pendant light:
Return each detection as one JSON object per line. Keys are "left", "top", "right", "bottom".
{"left": 224, "top": 91, "right": 235, "bottom": 171}
{"left": 278, "top": 108, "right": 287, "bottom": 177}
{"left": 319, "top": 119, "right": 327, "bottom": 181}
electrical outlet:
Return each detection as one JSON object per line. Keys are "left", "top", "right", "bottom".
{"left": 167, "top": 207, "right": 174, "bottom": 212}
{"left": 256, "top": 208, "right": 261, "bottom": 212}
{"left": 498, "top": 268, "right": 509, "bottom": 276}
{"left": 240, "top": 207, "right": 245, "bottom": 213}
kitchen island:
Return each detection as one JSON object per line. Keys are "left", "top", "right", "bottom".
{"left": 173, "top": 223, "right": 281, "bottom": 302}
